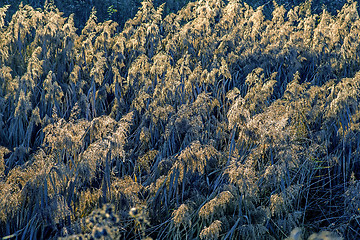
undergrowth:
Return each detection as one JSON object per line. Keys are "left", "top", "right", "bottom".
{"left": 0, "top": 0, "right": 360, "bottom": 239}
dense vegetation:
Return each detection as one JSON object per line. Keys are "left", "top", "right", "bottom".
{"left": 0, "top": 0, "right": 360, "bottom": 239}
{"left": 1, "top": 0, "right": 350, "bottom": 30}
{"left": 1, "top": 0, "right": 193, "bottom": 30}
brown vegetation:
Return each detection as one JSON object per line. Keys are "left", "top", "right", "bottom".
{"left": 0, "top": 0, "right": 360, "bottom": 239}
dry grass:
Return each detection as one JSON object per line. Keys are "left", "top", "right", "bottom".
{"left": 0, "top": 0, "right": 360, "bottom": 239}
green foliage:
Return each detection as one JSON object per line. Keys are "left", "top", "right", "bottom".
{"left": 1, "top": 0, "right": 360, "bottom": 239}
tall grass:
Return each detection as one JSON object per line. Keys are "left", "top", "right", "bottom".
{"left": 0, "top": 0, "right": 359, "bottom": 239}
